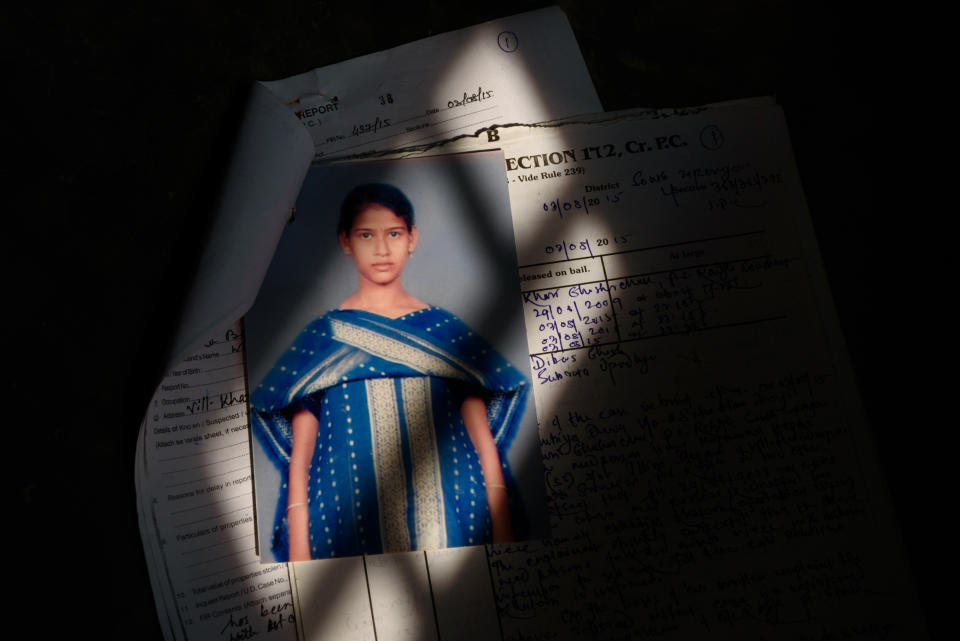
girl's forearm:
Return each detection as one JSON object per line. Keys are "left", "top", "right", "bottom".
{"left": 461, "top": 395, "right": 514, "bottom": 543}
{"left": 288, "top": 408, "right": 319, "bottom": 561}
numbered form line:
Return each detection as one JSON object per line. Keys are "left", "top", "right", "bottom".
{"left": 181, "top": 532, "right": 255, "bottom": 556}
{"left": 168, "top": 386, "right": 249, "bottom": 418}
{"left": 519, "top": 254, "right": 775, "bottom": 295}
{"left": 181, "top": 373, "right": 245, "bottom": 387}
{"left": 156, "top": 439, "right": 248, "bottom": 464}
{"left": 183, "top": 546, "right": 258, "bottom": 570}
{"left": 319, "top": 106, "right": 501, "bottom": 156}
{"left": 202, "top": 362, "right": 245, "bottom": 374}
{"left": 169, "top": 491, "right": 254, "bottom": 517}
{"left": 175, "top": 505, "right": 251, "bottom": 529}
{"left": 162, "top": 451, "right": 250, "bottom": 476}
{"left": 519, "top": 229, "right": 766, "bottom": 270}
{"left": 165, "top": 462, "right": 252, "bottom": 489}
{"left": 527, "top": 315, "right": 789, "bottom": 358}
{"left": 164, "top": 352, "right": 244, "bottom": 377}
{"left": 188, "top": 559, "right": 261, "bottom": 583}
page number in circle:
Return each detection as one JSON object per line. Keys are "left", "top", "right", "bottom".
{"left": 700, "top": 125, "right": 725, "bottom": 150}
{"left": 498, "top": 31, "right": 518, "bottom": 52}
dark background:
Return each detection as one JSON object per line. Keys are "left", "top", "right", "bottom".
{"left": 7, "top": 2, "right": 933, "bottom": 639}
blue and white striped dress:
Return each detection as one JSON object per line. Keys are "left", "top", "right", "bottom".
{"left": 251, "top": 306, "right": 528, "bottom": 560}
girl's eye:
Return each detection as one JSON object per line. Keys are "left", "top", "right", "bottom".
{"left": 360, "top": 232, "right": 372, "bottom": 239}
{"left": 389, "top": 231, "right": 400, "bottom": 237}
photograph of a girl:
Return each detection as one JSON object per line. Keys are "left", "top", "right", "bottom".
{"left": 246, "top": 153, "right": 545, "bottom": 562}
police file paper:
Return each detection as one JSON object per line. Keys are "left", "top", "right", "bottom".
{"left": 142, "top": 103, "right": 929, "bottom": 640}
{"left": 168, "top": 6, "right": 600, "bottom": 366}
{"left": 362, "top": 105, "right": 926, "bottom": 640}
{"left": 136, "top": 7, "right": 603, "bottom": 641}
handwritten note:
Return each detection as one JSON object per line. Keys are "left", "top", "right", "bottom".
{"left": 168, "top": 6, "right": 602, "bottom": 372}
{"left": 426, "top": 106, "right": 925, "bottom": 639}
{"left": 260, "top": 7, "right": 601, "bottom": 161}
{"left": 140, "top": 101, "right": 927, "bottom": 638}
{"left": 139, "top": 323, "right": 298, "bottom": 641}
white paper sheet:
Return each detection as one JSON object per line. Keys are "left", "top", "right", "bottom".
{"left": 138, "top": 324, "right": 299, "bottom": 641}
{"left": 141, "top": 101, "right": 928, "bottom": 640}
{"left": 167, "top": 6, "right": 602, "bottom": 372}
{"left": 410, "top": 105, "right": 927, "bottom": 639}
{"left": 137, "top": 8, "right": 603, "bottom": 641}
{"left": 260, "top": 6, "right": 600, "bottom": 161}
{"left": 136, "top": 2, "right": 925, "bottom": 635}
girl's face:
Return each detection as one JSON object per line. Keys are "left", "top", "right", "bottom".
{"left": 339, "top": 203, "right": 418, "bottom": 287}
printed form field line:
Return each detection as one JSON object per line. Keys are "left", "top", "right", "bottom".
{"left": 162, "top": 452, "right": 251, "bottom": 476}
{"left": 518, "top": 229, "right": 767, "bottom": 269}
{"left": 519, "top": 254, "right": 778, "bottom": 294}
{"left": 175, "top": 506, "right": 251, "bottom": 528}
{"left": 188, "top": 560, "right": 262, "bottom": 583}
{"left": 165, "top": 462, "right": 252, "bottom": 488}
{"left": 183, "top": 547, "right": 258, "bottom": 570}
{"left": 168, "top": 492, "right": 254, "bottom": 516}
{"left": 320, "top": 109, "right": 502, "bottom": 156}
{"left": 181, "top": 533, "right": 256, "bottom": 556}
{"left": 202, "top": 362, "right": 244, "bottom": 373}
{"left": 527, "top": 315, "right": 791, "bottom": 357}
{"left": 200, "top": 374, "right": 246, "bottom": 386}
{"left": 387, "top": 100, "right": 498, "bottom": 129}
{"left": 157, "top": 440, "right": 248, "bottom": 464}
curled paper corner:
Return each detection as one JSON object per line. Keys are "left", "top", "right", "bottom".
{"left": 165, "top": 82, "right": 315, "bottom": 371}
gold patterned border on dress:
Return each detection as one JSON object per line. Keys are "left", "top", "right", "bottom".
{"left": 366, "top": 378, "right": 411, "bottom": 552}
{"left": 331, "top": 319, "right": 468, "bottom": 381}
{"left": 286, "top": 344, "right": 352, "bottom": 403}
{"left": 401, "top": 377, "right": 446, "bottom": 549}
{"left": 365, "top": 315, "right": 488, "bottom": 384}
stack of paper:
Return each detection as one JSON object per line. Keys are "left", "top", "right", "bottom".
{"left": 136, "top": 7, "right": 927, "bottom": 641}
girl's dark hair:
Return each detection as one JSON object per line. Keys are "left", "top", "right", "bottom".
{"left": 338, "top": 183, "right": 414, "bottom": 235}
